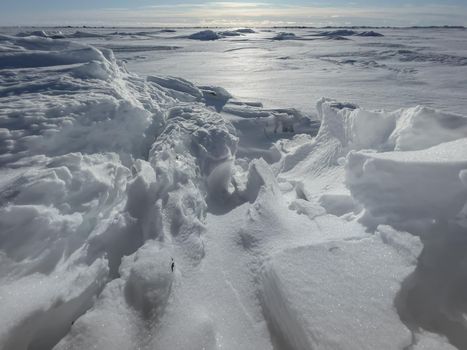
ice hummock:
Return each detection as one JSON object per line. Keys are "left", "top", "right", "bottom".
{"left": 186, "top": 29, "right": 255, "bottom": 40}
{"left": 0, "top": 32, "right": 466, "bottom": 350}
{"left": 271, "top": 32, "right": 298, "bottom": 40}
{"left": 188, "top": 30, "right": 222, "bottom": 41}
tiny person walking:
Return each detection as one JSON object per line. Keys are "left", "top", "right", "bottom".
{"left": 171, "top": 258, "right": 175, "bottom": 272}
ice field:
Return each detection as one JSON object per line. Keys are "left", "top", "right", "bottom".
{"left": 0, "top": 26, "right": 467, "bottom": 349}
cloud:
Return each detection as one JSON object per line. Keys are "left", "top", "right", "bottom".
{"left": 0, "top": 1, "right": 466, "bottom": 26}
{"left": 206, "top": 2, "right": 272, "bottom": 8}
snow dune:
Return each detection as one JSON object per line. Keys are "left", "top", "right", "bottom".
{"left": 0, "top": 33, "right": 466, "bottom": 350}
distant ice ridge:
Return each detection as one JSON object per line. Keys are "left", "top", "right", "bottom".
{"left": 186, "top": 29, "right": 256, "bottom": 41}
{"left": 0, "top": 34, "right": 467, "bottom": 350}
{"left": 270, "top": 29, "right": 384, "bottom": 41}
{"left": 315, "top": 29, "right": 384, "bottom": 37}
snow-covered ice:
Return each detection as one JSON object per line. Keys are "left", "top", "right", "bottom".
{"left": 261, "top": 227, "right": 421, "bottom": 350}
{"left": 1, "top": 26, "right": 467, "bottom": 350}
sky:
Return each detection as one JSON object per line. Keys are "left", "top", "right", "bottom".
{"left": 1, "top": 0, "right": 466, "bottom": 27}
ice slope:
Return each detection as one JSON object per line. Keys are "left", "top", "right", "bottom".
{"left": 0, "top": 32, "right": 466, "bottom": 350}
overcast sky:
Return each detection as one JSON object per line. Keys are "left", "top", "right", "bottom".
{"left": 1, "top": 1, "right": 466, "bottom": 27}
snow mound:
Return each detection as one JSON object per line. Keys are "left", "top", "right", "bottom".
{"left": 318, "top": 29, "right": 358, "bottom": 36}
{"left": 271, "top": 32, "right": 298, "bottom": 40}
{"left": 218, "top": 31, "right": 243, "bottom": 37}
{"left": 66, "top": 31, "right": 105, "bottom": 38}
{"left": 187, "top": 30, "right": 249, "bottom": 40}
{"left": 235, "top": 28, "right": 256, "bottom": 33}
{"left": 120, "top": 242, "right": 174, "bottom": 318}
{"left": 357, "top": 30, "right": 384, "bottom": 37}
{"left": 188, "top": 30, "right": 222, "bottom": 41}
{"left": 316, "top": 98, "right": 467, "bottom": 152}
{"left": 314, "top": 29, "right": 383, "bottom": 38}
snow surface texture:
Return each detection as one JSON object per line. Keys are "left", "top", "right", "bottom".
{"left": 0, "top": 30, "right": 466, "bottom": 350}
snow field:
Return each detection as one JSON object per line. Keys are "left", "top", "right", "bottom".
{"left": 0, "top": 32, "right": 466, "bottom": 350}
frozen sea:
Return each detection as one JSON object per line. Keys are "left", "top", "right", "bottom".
{"left": 2, "top": 26, "right": 467, "bottom": 114}
{"left": 0, "top": 26, "right": 467, "bottom": 350}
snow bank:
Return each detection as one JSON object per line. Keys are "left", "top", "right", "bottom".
{"left": 120, "top": 242, "right": 174, "bottom": 318}
{"left": 66, "top": 31, "right": 105, "bottom": 38}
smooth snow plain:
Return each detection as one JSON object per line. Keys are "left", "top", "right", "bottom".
{"left": 0, "top": 27, "right": 466, "bottom": 350}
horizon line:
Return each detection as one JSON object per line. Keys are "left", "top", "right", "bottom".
{"left": 1, "top": 25, "right": 465, "bottom": 29}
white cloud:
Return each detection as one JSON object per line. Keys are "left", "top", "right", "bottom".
{"left": 1, "top": 2, "right": 466, "bottom": 26}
